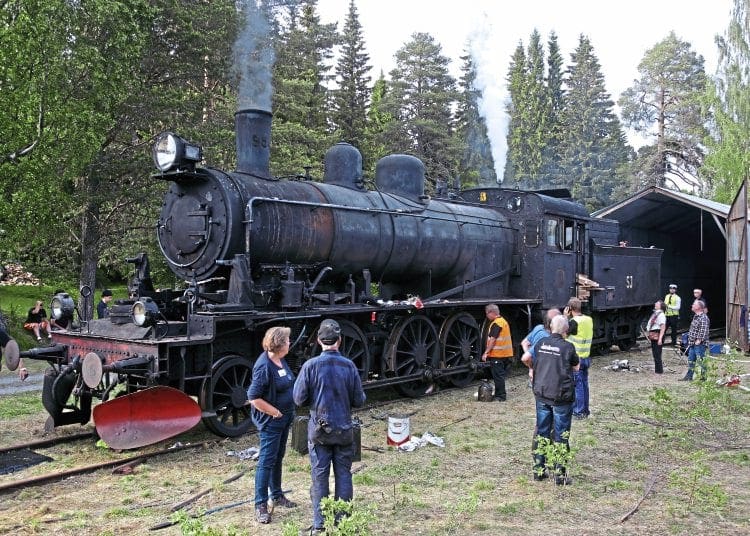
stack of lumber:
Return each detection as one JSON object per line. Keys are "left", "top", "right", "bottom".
{"left": 576, "top": 273, "right": 599, "bottom": 301}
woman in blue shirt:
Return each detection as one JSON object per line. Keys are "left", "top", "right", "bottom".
{"left": 247, "top": 326, "right": 297, "bottom": 524}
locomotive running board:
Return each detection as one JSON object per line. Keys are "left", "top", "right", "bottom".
{"left": 93, "top": 386, "right": 201, "bottom": 450}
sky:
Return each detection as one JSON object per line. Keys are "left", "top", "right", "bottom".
{"left": 316, "top": 0, "right": 734, "bottom": 180}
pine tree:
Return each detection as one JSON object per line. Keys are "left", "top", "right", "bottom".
{"left": 271, "top": 0, "right": 337, "bottom": 176}
{"left": 560, "top": 35, "right": 630, "bottom": 211}
{"left": 503, "top": 30, "right": 551, "bottom": 189}
{"left": 703, "top": 0, "right": 750, "bottom": 203}
{"left": 331, "top": 0, "right": 371, "bottom": 154}
{"left": 524, "top": 29, "right": 549, "bottom": 188}
{"left": 382, "top": 32, "right": 460, "bottom": 191}
{"left": 619, "top": 31, "right": 708, "bottom": 193}
{"left": 542, "top": 31, "right": 565, "bottom": 187}
{"left": 365, "top": 72, "right": 392, "bottom": 175}
{"left": 455, "top": 49, "right": 497, "bottom": 187}
{"left": 504, "top": 41, "right": 527, "bottom": 185}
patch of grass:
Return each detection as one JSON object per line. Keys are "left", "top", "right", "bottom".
{"left": 495, "top": 501, "right": 521, "bottom": 515}
{"left": 604, "top": 479, "right": 629, "bottom": 492}
{"left": 0, "top": 391, "right": 43, "bottom": 418}
{"left": 472, "top": 480, "right": 494, "bottom": 492}
{"left": 353, "top": 472, "right": 375, "bottom": 485}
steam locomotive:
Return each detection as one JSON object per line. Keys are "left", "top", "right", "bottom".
{"left": 22, "top": 109, "right": 661, "bottom": 441}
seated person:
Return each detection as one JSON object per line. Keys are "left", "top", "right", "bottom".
{"left": 24, "top": 300, "right": 51, "bottom": 341}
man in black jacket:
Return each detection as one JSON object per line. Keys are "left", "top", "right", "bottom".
{"left": 531, "top": 315, "right": 580, "bottom": 485}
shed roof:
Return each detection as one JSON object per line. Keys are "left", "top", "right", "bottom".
{"left": 591, "top": 186, "right": 730, "bottom": 233}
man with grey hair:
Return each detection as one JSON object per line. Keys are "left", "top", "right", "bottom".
{"left": 481, "top": 304, "right": 514, "bottom": 401}
{"left": 530, "top": 314, "right": 580, "bottom": 485}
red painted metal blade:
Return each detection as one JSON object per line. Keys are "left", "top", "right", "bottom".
{"left": 93, "top": 386, "right": 201, "bottom": 450}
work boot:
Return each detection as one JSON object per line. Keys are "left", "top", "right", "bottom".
{"left": 255, "top": 502, "right": 271, "bottom": 524}
{"left": 270, "top": 494, "right": 297, "bottom": 511}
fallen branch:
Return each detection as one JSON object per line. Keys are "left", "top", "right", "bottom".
{"left": 150, "top": 499, "right": 253, "bottom": 530}
{"left": 170, "top": 470, "right": 247, "bottom": 512}
{"left": 620, "top": 471, "right": 660, "bottom": 523}
{"left": 437, "top": 415, "right": 470, "bottom": 431}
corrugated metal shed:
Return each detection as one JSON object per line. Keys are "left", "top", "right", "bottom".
{"left": 592, "top": 186, "right": 729, "bottom": 329}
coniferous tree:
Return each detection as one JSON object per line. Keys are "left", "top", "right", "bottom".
{"left": 331, "top": 0, "right": 371, "bottom": 153}
{"left": 271, "top": 0, "right": 337, "bottom": 176}
{"left": 365, "top": 72, "right": 392, "bottom": 175}
{"left": 619, "top": 31, "right": 708, "bottom": 193}
{"left": 383, "top": 32, "right": 460, "bottom": 191}
{"left": 455, "top": 49, "right": 496, "bottom": 186}
{"left": 703, "top": 0, "right": 750, "bottom": 203}
{"left": 504, "top": 42, "right": 527, "bottom": 185}
{"left": 523, "top": 29, "right": 549, "bottom": 188}
{"left": 560, "top": 35, "right": 630, "bottom": 211}
{"left": 542, "top": 31, "right": 566, "bottom": 187}
{"left": 503, "top": 30, "right": 551, "bottom": 189}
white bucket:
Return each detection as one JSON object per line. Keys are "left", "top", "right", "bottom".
{"left": 387, "top": 414, "right": 411, "bottom": 446}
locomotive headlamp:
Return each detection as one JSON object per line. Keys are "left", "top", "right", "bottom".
{"left": 152, "top": 132, "right": 203, "bottom": 172}
{"left": 132, "top": 297, "right": 160, "bottom": 327}
{"left": 51, "top": 293, "right": 75, "bottom": 321}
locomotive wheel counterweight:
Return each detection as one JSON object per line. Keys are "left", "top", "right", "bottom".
{"left": 199, "top": 355, "right": 253, "bottom": 437}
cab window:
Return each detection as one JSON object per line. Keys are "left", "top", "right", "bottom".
{"left": 546, "top": 219, "right": 558, "bottom": 247}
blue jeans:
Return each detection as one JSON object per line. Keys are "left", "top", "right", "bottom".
{"left": 532, "top": 400, "right": 573, "bottom": 472}
{"left": 308, "top": 440, "right": 356, "bottom": 529}
{"left": 573, "top": 358, "right": 590, "bottom": 416}
{"left": 685, "top": 344, "right": 707, "bottom": 380}
{"left": 255, "top": 413, "right": 293, "bottom": 505}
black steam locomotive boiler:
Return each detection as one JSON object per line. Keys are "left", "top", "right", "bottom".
{"left": 22, "top": 108, "right": 661, "bottom": 444}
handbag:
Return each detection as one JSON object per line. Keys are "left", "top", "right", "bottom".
{"left": 647, "top": 330, "right": 660, "bottom": 342}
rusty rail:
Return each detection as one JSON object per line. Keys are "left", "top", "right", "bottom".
{"left": 0, "top": 441, "right": 212, "bottom": 494}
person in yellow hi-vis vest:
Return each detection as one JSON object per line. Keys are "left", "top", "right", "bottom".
{"left": 664, "top": 284, "right": 681, "bottom": 346}
{"left": 481, "top": 304, "right": 514, "bottom": 401}
{"left": 566, "top": 298, "right": 593, "bottom": 419}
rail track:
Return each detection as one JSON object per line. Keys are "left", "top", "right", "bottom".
{"left": 0, "top": 342, "right": 670, "bottom": 496}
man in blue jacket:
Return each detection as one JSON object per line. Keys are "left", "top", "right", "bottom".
{"left": 293, "top": 319, "right": 366, "bottom": 535}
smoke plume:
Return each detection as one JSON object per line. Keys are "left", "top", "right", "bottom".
{"left": 233, "top": 0, "right": 274, "bottom": 111}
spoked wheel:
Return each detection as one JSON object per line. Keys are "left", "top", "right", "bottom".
{"left": 387, "top": 315, "right": 439, "bottom": 398}
{"left": 439, "top": 312, "right": 480, "bottom": 387}
{"left": 200, "top": 355, "right": 254, "bottom": 437}
{"left": 305, "top": 319, "right": 370, "bottom": 381}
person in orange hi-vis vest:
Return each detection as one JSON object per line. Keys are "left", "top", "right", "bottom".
{"left": 481, "top": 304, "right": 514, "bottom": 401}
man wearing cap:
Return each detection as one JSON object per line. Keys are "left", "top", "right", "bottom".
{"left": 664, "top": 284, "right": 681, "bottom": 346}
{"left": 97, "top": 289, "right": 113, "bottom": 319}
{"left": 293, "top": 319, "right": 366, "bottom": 535}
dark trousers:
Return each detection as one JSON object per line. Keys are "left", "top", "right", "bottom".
{"left": 489, "top": 358, "right": 510, "bottom": 400}
{"left": 650, "top": 339, "right": 663, "bottom": 373}
{"left": 255, "top": 413, "right": 293, "bottom": 505}
{"left": 666, "top": 315, "right": 679, "bottom": 345}
{"left": 308, "top": 441, "right": 356, "bottom": 529}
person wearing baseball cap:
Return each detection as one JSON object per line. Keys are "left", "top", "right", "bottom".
{"left": 664, "top": 284, "right": 681, "bottom": 346}
{"left": 293, "top": 319, "right": 366, "bottom": 535}
{"left": 97, "top": 289, "right": 113, "bottom": 319}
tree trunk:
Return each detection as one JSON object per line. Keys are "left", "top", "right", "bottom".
{"left": 79, "top": 175, "right": 101, "bottom": 321}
